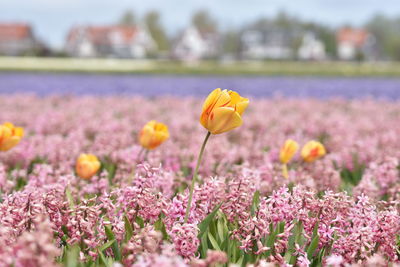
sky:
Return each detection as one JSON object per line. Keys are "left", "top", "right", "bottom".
{"left": 1, "top": 0, "right": 400, "bottom": 49}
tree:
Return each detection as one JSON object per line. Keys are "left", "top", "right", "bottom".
{"left": 222, "top": 30, "right": 241, "bottom": 56}
{"left": 303, "top": 22, "right": 336, "bottom": 57}
{"left": 366, "top": 14, "right": 400, "bottom": 60}
{"left": 119, "top": 10, "right": 136, "bottom": 26}
{"left": 144, "top": 10, "right": 169, "bottom": 51}
{"left": 192, "top": 10, "right": 217, "bottom": 32}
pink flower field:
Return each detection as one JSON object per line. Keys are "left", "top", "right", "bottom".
{"left": 0, "top": 94, "right": 400, "bottom": 266}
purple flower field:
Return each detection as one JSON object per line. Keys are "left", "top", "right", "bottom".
{"left": 1, "top": 72, "right": 400, "bottom": 99}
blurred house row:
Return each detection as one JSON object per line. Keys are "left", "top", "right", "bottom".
{"left": 0, "top": 22, "right": 379, "bottom": 61}
{"left": 65, "top": 25, "right": 156, "bottom": 58}
{"left": 0, "top": 23, "right": 48, "bottom": 56}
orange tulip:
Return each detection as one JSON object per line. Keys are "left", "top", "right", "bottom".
{"left": 76, "top": 153, "right": 101, "bottom": 179}
{"left": 301, "top": 140, "right": 326, "bottom": 163}
{"left": 200, "top": 88, "right": 249, "bottom": 134}
{"left": 0, "top": 122, "right": 24, "bottom": 151}
{"left": 139, "top": 120, "right": 169, "bottom": 150}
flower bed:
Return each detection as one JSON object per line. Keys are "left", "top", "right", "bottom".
{"left": 0, "top": 94, "right": 399, "bottom": 266}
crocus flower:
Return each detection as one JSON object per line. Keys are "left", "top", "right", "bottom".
{"left": 76, "top": 153, "right": 101, "bottom": 179}
{"left": 200, "top": 88, "right": 249, "bottom": 134}
{"left": 301, "top": 140, "right": 326, "bottom": 163}
{"left": 0, "top": 122, "right": 24, "bottom": 151}
{"left": 279, "top": 139, "right": 299, "bottom": 164}
{"left": 139, "top": 120, "right": 169, "bottom": 150}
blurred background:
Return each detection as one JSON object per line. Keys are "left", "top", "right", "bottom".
{"left": 0, "top": 0, "right": 399, "bottom": 98}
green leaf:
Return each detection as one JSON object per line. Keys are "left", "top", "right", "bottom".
{"left": 312, "top": 221, "right": 319, "bottom": 239}
{"left": 135, "top": 216, "right": 144, "bottom": 228}
{"left": 98, "top": 250, "right": 112, "bottom": 267}
{"left": 66, "top": 245, "right": 79, "bottom": 267}
{"left": 284, "top": 220, "right": 298, "bottom": 264}
{"left": 99, "top": 240, "right": 115, "bottom": 252}
{"left": 236, "top": 255, "right": 244, "bottom": 266}
{"left": 123, "top": 215, "right": 133, "bottom": 242}
{"left": 154, "top": 216, "right": 169, "bottom": 241}
{"left": 62, "top": 225, "right": 70, "bottom": 237}
{"left": 198, "top": 203, "right": 222, "bottom": 238}
{"left": 278, "top": 221, "right": 285, "bottom": 234}
{"left": 200, "top": 231, "right": 208, "bottom": 258}
{"left": 27, "top": 156, "right": 47, "bottom": 174}
{"left": 15, "top": 177, "right": 27, "bottom": 191}
{"left": 264, "top": 223, "right": 277, "bottom": 256}
{"left": 65, "top": 186, "right": 75, "bottom": 210}
{"left": 221, "top": 232, "right": 229, "bottom": 251}
{"left": 208, "top": 231, "right": 221, "bottom": 250}
{"left": 101, "top": 159, "right": 117, "bottom": 185}
{"left": 306, "top": 234, "right": 320, "bottom": 260}
{"left": 104, "top": 225, "right": 121, "bottom": 261}
{"left": 217, "top": 218, "right": 225, "bottom": 242}
{"left": 250, "top": 190, "right": 260, "bottom": 216}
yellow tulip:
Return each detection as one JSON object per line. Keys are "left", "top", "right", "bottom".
{"left": 76, "top": 153, "right": 101, "bottom": 179}
{"left": 279, "top": 139, "right": 299, "bottom": 179}
{"left": 139, "top": 120, "right": 169, "bottom": 150}
{"left": 0, "top": 122, "right": 24, "bottom": 151}
{"left": 279, "top": 139, "right": 299, "bottom": 164}
{"left": 301, "top": 140, "right": 326, "bottom": 163}
{"left": 200, "top": 88, "right": 249, "bottom": 135}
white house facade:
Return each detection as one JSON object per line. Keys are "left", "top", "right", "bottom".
{"left": 65, "top": 25, "right": 156, "bottom": 58}
{"left": 172, "top": 26, "right": 219, "bottom": 61}
{"left": 298, "top": 33, "right": 326, "bottom": 60}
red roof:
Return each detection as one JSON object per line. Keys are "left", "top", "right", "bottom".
{"left": 67, "top": 25, "right": 138, "bottom": 46}
{"left": 0, "top": 23, "right": 33, "bottom": 41}
{"left": 336, "top": 28, "right": 368, "bottom": 48}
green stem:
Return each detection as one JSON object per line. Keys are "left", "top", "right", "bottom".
{"left": 144, "top": 149, "right": 149, "bottom": 161}
{"left": 184, "top": 131, "right": 211, "bottom": 223}
{"left": 137, "top": 147, "right": 145, "bottom": 163}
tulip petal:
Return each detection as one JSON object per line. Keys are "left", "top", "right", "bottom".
{"left": 201, "top": 88, "right": 221, "bottom": 113}
{"left": 14, "top": 127, "right": 24, "bottom": 137}
{"left": 200, "top": 89, "right": 231, "bottom": 128}
{"left": 139, "top": 121, "right": 169, "bottom": 150}
{"left": 301, "top": 140, "right": 326, "bottom": 162}
{"left": 3, "top": 122, "right": 15, "bottom": 130}
{"left": 76, "top": 153, "right": 100, "bottom": 179}
{"left": 279, "top": 139, "right": 299, "bottom": 164}
{"left": 228, "top": 91, "right": 241, "bottom": 104}
{"left": 0, "top": 125, "right": 12, "bottom": 141}
{"left": 0, "top": 136, "right": 21, "bottom": 151}
{"left": 207, "top": 107, "right": 242, "bottom": 134}
{"left": 236, "top": 97, "right": 249, "bottom": 115}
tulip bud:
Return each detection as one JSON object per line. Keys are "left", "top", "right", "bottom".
{"left": 0, "top": 122, "right": 24, "bottom": 151}
{"left": 279, "top": 139, "right": 299, "bottom": 164}
{"left": 76, "top": 153, "right": 101, "bottom": 179}
{"left": 200, "top": 88, "right": 249, "bottom": 135}
{"left": 139, "top": 120, "right": 169, "bottom": 150}
{"left": 301, "top": 140, "right": 326, "bottom": 163}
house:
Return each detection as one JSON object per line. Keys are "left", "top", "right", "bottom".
{"left": 0, "top": 23, "right": 39, "bottom": 56}
{"left": 172, "top": 26, "right": 219, "bottom": 61}
{"left": 240, "top": 28, "right": 296, "bottom": 60}
{"left": 297, "top": 32, "right": 326, "bottom": 60}
{"left": 65, "top": 25, "right": 156, "bottom": 58}
{"left": 336, "top": 27, "right": 377, "bottom": 60}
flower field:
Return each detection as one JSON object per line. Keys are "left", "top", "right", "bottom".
{"left": 1, "top": 72, "right": 400, "bottom": 99}
{"left": 0, "top": 93, "right": 400, "bottom": 266}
